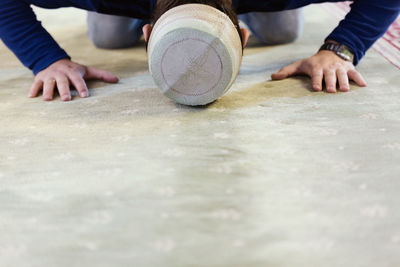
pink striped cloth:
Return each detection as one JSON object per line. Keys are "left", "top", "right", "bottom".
{"left": 322, "top": 2, "right": 400, "bottom": 69}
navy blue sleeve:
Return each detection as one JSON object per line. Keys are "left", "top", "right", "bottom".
{"left": 326, "top": 0, "right": 400, "bottom": 65}
{"left": 0, "top": 0, "right": 71, "bottom": 75}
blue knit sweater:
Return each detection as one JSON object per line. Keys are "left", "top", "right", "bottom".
{"left": 0, "top": 0, "right": 399, "bottom": 74}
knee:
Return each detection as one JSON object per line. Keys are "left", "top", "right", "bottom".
{"left": 88, "top": 29, "right": 139, "bottom": 49}
{"left": 243, "top": 9, "right": 304, "bottom": 45}
{"left": 87, "top": 12, "right": 142, "bottom": 49}
{"left": 257, "top": 25, "right": 302, "bottom": 45}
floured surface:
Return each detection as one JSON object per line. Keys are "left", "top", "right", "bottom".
{"left": 1, "top": 6, "right": 400, "bottom": 267}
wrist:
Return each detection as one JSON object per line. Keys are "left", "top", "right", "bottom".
{"left": 33, "top": 54, "right": 71, "bottom": 75}
{"left": 319, "top": 41, "right": 355, "bottom": 64}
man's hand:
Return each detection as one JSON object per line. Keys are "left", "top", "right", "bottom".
{"left": 271, "top": 50, "right": 367, "bottom": 93}
{"left": 29, "top": 59, "right": 119, "bottom": 101}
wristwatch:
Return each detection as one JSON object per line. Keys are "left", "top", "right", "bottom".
{"left": 319, "top": 42, "right": 355, "bottom": 63}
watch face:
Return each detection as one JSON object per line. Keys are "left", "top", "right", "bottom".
{"left": 338, "top": 52, "right": 351, "bottom": 61}
{"left": 340, "top": 48, "right": 353, "bottom": 60}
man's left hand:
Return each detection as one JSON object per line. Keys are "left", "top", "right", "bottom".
{"left": 271, "top": 50, "right": 367, "bottom": 92}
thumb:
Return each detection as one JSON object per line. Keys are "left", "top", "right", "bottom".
{"left": 84, "top": 66, "right": 119, "bottom": 83}
{"left": 271, "top": 62, "right": 301, "bottom": 80}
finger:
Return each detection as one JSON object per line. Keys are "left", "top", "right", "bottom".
{"left": 42, "top": 78, "right": 56, "bottom": 101}
{"left": 68, "top": 72, "right": 89, "bottom": 98}
{"left": 337, "top": 68, "right": 349, "bottom": 92}
{"left": 29, "top": 79, "right": 43, "bottom": 98}
{"left": 84, "top": 66, "right": 119, "bottom": 83}
{"left": 55, "top": 75, "right": 71, "bottom": 101}
{"left": 348, "top": 69, "right": 367, "bottom": 87}
{"left": 271, "top": 62, "right": 301, "bottom": 80}
{"left": 324, "top": 69, "right": 337, "bottom": 93}
{"left": 311, "top": 69, "right": 323, "bottom": 91}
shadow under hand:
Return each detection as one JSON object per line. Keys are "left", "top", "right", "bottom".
{"left": 210, "top": 76, "right": 316, "bottom": 110}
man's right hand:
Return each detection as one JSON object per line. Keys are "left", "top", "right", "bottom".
{"left": 29, "top": 59, "right": 119, "bottom": 101}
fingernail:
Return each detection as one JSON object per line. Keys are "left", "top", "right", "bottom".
{"left": 81, "top": 92, "right": 88, "bottom": 97}
{"left": 61, "top": 95, "right": 71, "bottom": 101}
